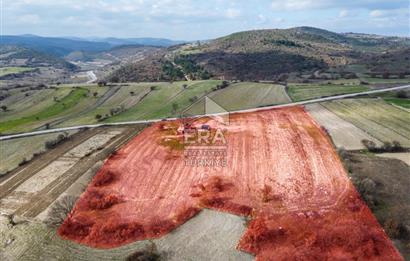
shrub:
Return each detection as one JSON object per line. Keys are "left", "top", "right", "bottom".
{"left": 45, "top": 195, "right": 78, "bottom": 228}
{"left": 397, "top": 90, "right": 408, "bottom": 99}
{"left": 45, "top": 133, "right": 69, "bottom": 149}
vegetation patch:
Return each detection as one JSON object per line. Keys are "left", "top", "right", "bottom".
{"left": 0, "top": 88, "right": 87, "bottom": 133}
{"left": 288, "top": 84, "right": 369, "bottom": 102}
{"left": 0, "top": 67, "right": 34, "bottom": 77}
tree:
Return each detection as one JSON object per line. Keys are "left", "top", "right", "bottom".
{"left": 382, "top": 71, "right": 390, "bottom": 79}
{"left": 172, "top": 103, "right": 179, "bottom": 114}
{"left": 397, "top": 90, "right": 408, "bottom": 99}
{"left": 189, "top": 96, "right": 198, "bottom": 103}
{"left": 130, "top": 91, "right": 135, "bottom": 96}
{"left": 0, "top": 105, "right": 7, "bottom": 112}
{"left": 93, "top": 92, "right": 98, "bottom": 97}
{"left": 45, "top": 195, "right": 78, "bottom": 228}
{"left": 382, "top": 141, "right": 392, "bottom": 152}
{"left": 150, "top": 86, "right": 158, "bottom": 91}
{"left": 183, "top": 84, "right": 188, "bottom": 89}
{"left": 95, "top": 114, "right": 103, "bottom": 121}
{"left": 98, "top": 81, "right": 107, "bottom": 87}
{"left": 362, "top": 139, "right": 377, "bottom": 152}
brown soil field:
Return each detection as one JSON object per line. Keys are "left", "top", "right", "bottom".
{"left": 59, "top": 107, "right": 403, "bottom": 260}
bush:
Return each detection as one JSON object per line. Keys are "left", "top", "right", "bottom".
{"left": 127, "top": 251, "right": 160, "bottom": 261}
{"left": 397, "top": 90, "right": 408, "bottom": 99}
{"left": 45, "top": 133, "right": 69, "bottom": 149}
{"left": 45, "top": 195, "right": 78, "bottom": 228}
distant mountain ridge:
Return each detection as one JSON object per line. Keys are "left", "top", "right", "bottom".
{"left": 1, "top": 35, "right": 186, "bottom": 57}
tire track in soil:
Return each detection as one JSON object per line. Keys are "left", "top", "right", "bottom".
{"left": 0, "top": 129, "right": 102, "bottom": 199}
{"left": 14, "top": 127, "right": 146, "bottom": 218}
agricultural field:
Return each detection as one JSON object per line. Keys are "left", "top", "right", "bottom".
{"left": 0, "top": 127, "right": 145, "bottom": 218}
{"left": 55, "top": 107, "right": 400, "bottom": 259}
{"left": 105, "top": 80, "right": 223, "bottom": 122}
{"left": 322, "top": 99, "right": 410, "bottom": 147}
{"left": 306, "top": 103, "right": 381, "bottom": 150}
{"left": 288, "top": 83, "right": 369, "bottom": 102}
{"left": 188, "top": 82, "right": 290, "bottom": 113}
{"left": 1, "top": 80, "right": 295, "bottom": 134}
{"left": 0, "top": 131, "right": 77, "bottom": 174}
{"left": 0, "top": 67, "right": 34, "bottom": 77}
{"left": 0, "top": 209, "right": 252, "bottom": 260}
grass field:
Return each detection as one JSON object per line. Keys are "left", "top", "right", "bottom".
{"left": 0, "top": 88, "right": 88, "bottom": 134}
{"left": 0, "top": 131, "right": 77, "bottom": 174}
{"left": 288, "top": 84, "right": 369, "bottom": 102}
{"left": 322, "top": 99, "right": 410, "bottom": 147}
{"left": 201, "top": 82, "right": 290, "bottom": 111}
{"left": 383, "top": 98, "right": 410, "bottom": 109}
{"left": 360, "top": 77, "right": 410, "bottom": 84}
{"left": 0, "top": 67, "right": 34, "bottom": 77}
{"left": 105, "top": 80, "right": 222, "bottom": 122}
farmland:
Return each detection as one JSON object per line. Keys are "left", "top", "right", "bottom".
{"left": 0, "top": 88, "right": 88, "bottom": 133}
{"left": 306, "top": 103, "right": 381, "bottom": 150}
{"left": 288, "top": 83, "right": 369, "bottom": 102}
{"left": 0, "top": 67, "right": 34, "bottom": 77}
{"left": 322, "top": 99, "right": 410, "bottom": 147}
{"left": 56, "top": 107, "right": 401, "bottom": 259}
{"left": 0, "top": 80, "right": 294, "bottom": 134}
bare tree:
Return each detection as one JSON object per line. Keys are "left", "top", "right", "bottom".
{"left": 45, "top": 195, "right": 78, "bottom": 228}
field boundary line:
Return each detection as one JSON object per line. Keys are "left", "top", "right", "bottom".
{"left": 1, "top": 85, "right": 409, "bottom": 141}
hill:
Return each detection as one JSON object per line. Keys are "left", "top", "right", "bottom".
{"left": 0, "top": 45, "right": 77, "bottom": 71}
{"left": 1, "top": 35, "right": 112, "bottom": 57}
{"left": 88, "top": 37, "right": 186, "bottom": 47}
{"left": 107, "top": 27, "right": 410, "bottom": 82}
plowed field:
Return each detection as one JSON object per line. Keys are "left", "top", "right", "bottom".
{"left": 59, "top": 107, "right": 402, "bottom": 260}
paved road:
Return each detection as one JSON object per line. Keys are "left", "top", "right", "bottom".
{"left": 1, "top": 84, "right": 409, "bottom": 141}
{"left": 86, "top": 71, "right": 97, "bottom": 84}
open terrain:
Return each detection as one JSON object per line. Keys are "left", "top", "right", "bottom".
{"left": 306, "top": 103, "right": 381, "bottom": 150}
{"left": 288, "top": 83, "right": 369, "bottom": 102}
{"left": 322, "top": 99, "right": 410, "bottom": 147}
{"left": 341, "top": 152, "right": 410, "bottom": 259}
{"left": 0, "top": 67, "right": 34, "bottom": 77}
{"left": 57, "top": 107, "right": 401, "bottom": 259}
{"left": 1, "top": 81, "right": 295, "bottom": 134}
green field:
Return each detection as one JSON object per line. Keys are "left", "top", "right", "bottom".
{"left": 106, "top": 80, "right": 222, "bottom": 122}
{"left": 322, "top": 99, "right": 410, "bottom": 147}
{"left": 186, "top": 82, "right": 290, "bottom": 115}
{"left": 0, "top": 88, "right": 88, "bottom": 133}
{"left": 383, "top": 98, "right": 410, "bottom": 109}
{"left": 288, "top": 84, "right": 369, "bottom": 102}
{"left": 360, "top": 77, "right": 410, "bottom": 84}
{"left": 0, "top": 67, "right": 34, "bottom": 77}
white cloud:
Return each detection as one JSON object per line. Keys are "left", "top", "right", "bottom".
{"left": 225, "top": 8, "right": 241, "bottom": 19}
{"left": 17, "top": 14, "right": 41, "bottom": 24}
{"left": 339, "top": 10, "right": 349, "bottom": 18}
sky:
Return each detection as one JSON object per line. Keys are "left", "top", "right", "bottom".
{"left": 2, "top": 0, "right": 409, "bottom": 40}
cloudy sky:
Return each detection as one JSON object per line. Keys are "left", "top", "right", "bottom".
{"left": 2, "top": 0, "right": 409, "bottom": 40}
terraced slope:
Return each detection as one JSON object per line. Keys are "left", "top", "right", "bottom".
{"left": 322, "top": 99, "right": 410, "bottom": 147}
{"left": 0, "top": 88, "right": 89, "bottom": 133}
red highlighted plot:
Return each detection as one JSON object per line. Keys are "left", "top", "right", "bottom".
{"left": 59, "top": 107, "right": 403, "bottom": 260}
